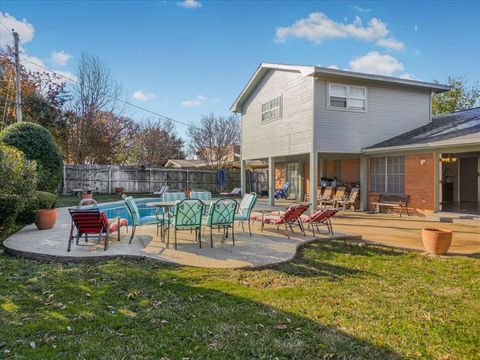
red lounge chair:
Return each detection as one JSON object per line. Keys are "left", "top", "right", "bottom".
{"left": 68, "top": 209, "right": 128, "bottom": 251}
{"left": 302, "top": 209, "right": 338, "bottom": 236}
{"left": 252, "top": 203, "right": 310, "bottom": 238}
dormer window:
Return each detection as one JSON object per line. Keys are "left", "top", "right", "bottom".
{"left": 329, "top": 83, "right": 367, "bottom": 111}
{"left": 261, "top": 96, "right": 282, "bottom": 122}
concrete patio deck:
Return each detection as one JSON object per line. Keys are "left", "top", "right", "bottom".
{"left": 331, "top": 212, "right": 480, "bottom": 256}
{"left": 3, "top": 206, "right": 357, "bottom": 268}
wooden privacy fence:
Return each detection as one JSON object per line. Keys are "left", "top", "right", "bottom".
{"left": 62, "top": 165, "right": 242, "bottom": 194}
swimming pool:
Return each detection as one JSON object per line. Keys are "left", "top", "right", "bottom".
{"left": 98, "top": 198, "right": 159, "bottom": 225}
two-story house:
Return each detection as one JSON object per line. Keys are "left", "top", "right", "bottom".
{"left": 231, "top": 63, "right": 480, "bottom": 214}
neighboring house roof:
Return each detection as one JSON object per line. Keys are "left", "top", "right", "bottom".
{"left": 165, "top": 159, "right": 210, "bottom": 168}
{"left": 230, "top": 62, "right": 451, "bottom": 112}
{"left": 364, "top": 107, "right": 480, "bottom": 152}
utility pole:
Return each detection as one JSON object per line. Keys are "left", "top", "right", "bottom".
{"left": 12, "top": 30, "right": 22, "bottom": 122}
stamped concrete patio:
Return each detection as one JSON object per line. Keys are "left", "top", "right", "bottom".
{"left": 3, "top": 206, "right": 357, "bottom": 268}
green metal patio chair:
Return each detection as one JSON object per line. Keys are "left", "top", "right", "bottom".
{"left": 124, "top": 196, "right": 165, "bottom": 244}
{"left": 234, "top": 192, "right": 257, "bottom": 236}
{"left": 204, "top": 198, "right": 238, "bottom": 247}
{"left": 162, "top": 191, "right": 186, "bottom": 202}
{"left": 168, "top": 198, "right": 204, "bottom": 250}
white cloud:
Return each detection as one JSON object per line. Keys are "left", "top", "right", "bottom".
{"left": 181, "top": 95, "right": 207, "bottom": 107}
{"left": 50, "top": 50, "right": 72, "bottom": 66}
{"left": 352, "top": 5, "right": 370, "bottom": 12}
{"left": 0, "top": 12, "right": 35, "bottom": 48}
{"left": 20, "top": 52, "right": 77, "bottom": 83}
{"left": 399, "top": 73, "right": 414, "bottom": 80}
{"left": 375, "top": 37, "right": 405, "bottom": 51}
{"left": 349, "top": 51, "right": 404, "bottom": 76}
{"left": 327, "top": 64, "right": 339, "bottom": 69}
{"left": 275, "top": 12, "right": 405, "bottom": 51}
{"left": 177, "top": 0, "right": 201, "bottom": 9}
{"left": 132, "top": 90, "right": 156, "bottom": 101}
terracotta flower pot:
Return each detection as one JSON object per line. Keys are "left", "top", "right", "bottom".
{"left": 35, "top": 209, "right": 58, "bottom": 230}
{"left": 422, "top": 228, "right": 453, "bottom": 255}
{"left": 115, "top": 187, "right": 124, "bottom": 194}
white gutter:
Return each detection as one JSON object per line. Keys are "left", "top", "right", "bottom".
{"left": 362, "top": 137, "right": 480, "bottom": 154}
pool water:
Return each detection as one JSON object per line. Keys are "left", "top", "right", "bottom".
{"left": 98, "top": 198, "right": 159, "bottom": 225}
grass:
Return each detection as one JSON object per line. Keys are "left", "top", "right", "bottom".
{"left": 1, "top": 240, "right": 479, "bottom": 359}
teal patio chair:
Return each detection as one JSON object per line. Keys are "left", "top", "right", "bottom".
{"left": 190, "top": 190, "right": 212, "bottom": 201}
{"left": 124, "top": 196, "right": 165, "bottom": 244}
{"left": 204, "top": 198, "right": 238, "bottom": 247}
{"left": 168, "top": 199, "right": 204, "bottom": 250}
{"left": 234, "top": 192, "right": 257, "bottom": 236}
{"left": 162, "top": 191, "right": 186, "bottom": 202}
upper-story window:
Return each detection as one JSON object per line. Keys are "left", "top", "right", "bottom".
{"left": 329, "top": 83, "right": 367, "bottom": 111}
{"left": 261, "top": 96, "right": 282, "bottom": 122}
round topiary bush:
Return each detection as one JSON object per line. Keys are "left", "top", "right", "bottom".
{"left": 0, "top": 122, "right": 63, "bottom": 192}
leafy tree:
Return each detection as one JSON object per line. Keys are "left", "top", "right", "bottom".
{"left": 432, "top": 76, "right": 480, "bottom": 115}
{"left": 0, "top": 47, "right": 70, "bottom": 138}
{"left": 131, "top": 119, "right": 185, "bottom": 166}
{"left": 187, "top": 113, "right": 240, "bottom": 169}
{"left": 0, "top": 122, "right": 63, "bottom": 192}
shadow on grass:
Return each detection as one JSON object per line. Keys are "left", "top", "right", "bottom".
{"left": 0, "top": 256, "right": 403, "bottom": 359}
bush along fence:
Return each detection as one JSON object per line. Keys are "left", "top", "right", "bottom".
{"left": 61, "top": 165, "right": 243, "bottom": 194}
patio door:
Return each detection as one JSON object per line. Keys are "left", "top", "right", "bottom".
{"left": 286, "top": 163, "right": 302, "bottom": 200}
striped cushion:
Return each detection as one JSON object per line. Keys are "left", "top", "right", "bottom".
{"left": 162, "top": 192, "right": 186, "bottom": 202}
{"left": 190, "top": 191, "right": 212, "bottom": 201}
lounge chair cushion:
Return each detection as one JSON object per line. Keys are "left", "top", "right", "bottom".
{"left": 107, "top": 218, "right": 129, "bottom": 233}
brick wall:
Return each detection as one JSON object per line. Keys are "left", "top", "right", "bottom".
{"left": 367, "top": 153, "right": 436, "bottom": 215}
{"left": 404, "top": 153, "right": 435, "bottom": 212}
{"left": 275, "top": 164, "right": 285, "bottom": 188}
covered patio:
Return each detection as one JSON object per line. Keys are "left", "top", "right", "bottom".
{"left": 241, "top": 152, "right": 367, "bottom": 211}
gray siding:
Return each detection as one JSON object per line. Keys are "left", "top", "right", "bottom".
{"left": 241, "top": 69, "right": 314, "bottom": 160}
{"left": 314, "top": 77, "right": 432, "bottom": 153}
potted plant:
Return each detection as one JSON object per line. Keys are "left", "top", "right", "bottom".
{"left": 421, "top": 228, "right": 453, "bottom": 255}
{"left": 115, "top": 187, "right": 124, "bottom": 194}
{"left": 35, "top": 191, "right": 58, "bottom": 230}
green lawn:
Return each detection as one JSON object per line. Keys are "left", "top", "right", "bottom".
{"left": 1, "top": 240, "right": 479, "bottom": 359}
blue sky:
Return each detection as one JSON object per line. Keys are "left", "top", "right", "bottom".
{"left": 1, "top": 0, "right": 479, "bottom": 138}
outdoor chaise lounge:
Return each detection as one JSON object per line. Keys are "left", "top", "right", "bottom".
{"left": 204, "top": 198, "right": 238, "bottom": 247}
{"left": 302, "top": 209, "right": 338, "bottom": 236}
{"left": 68, "top": 209, "right": 119, "bottom": 251}
{"left": 319, "top": 186, "right": 333, "bottom": 207}
{"left": 252, "top": 203, "right": 310, "bottom": 238}
{"left": 220, "top": 187, "right": 241, "bottom": 196}
{"left": 234, "top": 192, "right": 257, "bottom": 236}
{"left": 124, "top": 196, "right": 165, "bottom": 244}
{"left": 153, "top": 185, "right": 169, "bottom": 196}
{"left": 336, "top": 187, "right": 360, "bottom": 211}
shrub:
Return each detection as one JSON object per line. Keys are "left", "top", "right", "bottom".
{"left": 0, "top": 194, "right": 21, "bottom": 238}
{"left": 36, "top": 191, "right": 57, "bottom": 210}
{"left": 0, "top": 122, "right": 63, "bottom": 192}
{"left": 0, "top": 144, "right": 38, "bottom": 224}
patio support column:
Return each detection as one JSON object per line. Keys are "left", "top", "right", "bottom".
{"left": 240, "top": 159, "right": 246, "bottom": 196}
{"left": 268, "top": 157, "right": 275, "bottom": 206}
{"left": 434, "top": 152, "right": 441, "bottom": 212}
{"left": 310, "top": 152, "right": 318, "bottom": 212}
{"left": 360, "top": 156, "right": 368, "bottom": 211}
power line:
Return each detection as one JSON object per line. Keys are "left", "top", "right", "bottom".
{"left": 21, "top": 58, "right": 198, "bottom": 129}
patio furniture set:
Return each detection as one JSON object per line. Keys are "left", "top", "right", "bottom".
{"left": 67, "top": 188, "right": 340, "bottom": 252}
{"left": 303, "top": 186, "right": 360, "bottom": 211}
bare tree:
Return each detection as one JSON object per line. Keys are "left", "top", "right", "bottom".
{"left": 187, "top": 113, "right": 240, "bottom": 168}
{"left": 130, "top": 118, "right": 185, "bottom": 166}
{"left": 69, "top": 52, "right": 126, "bottom": 163}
